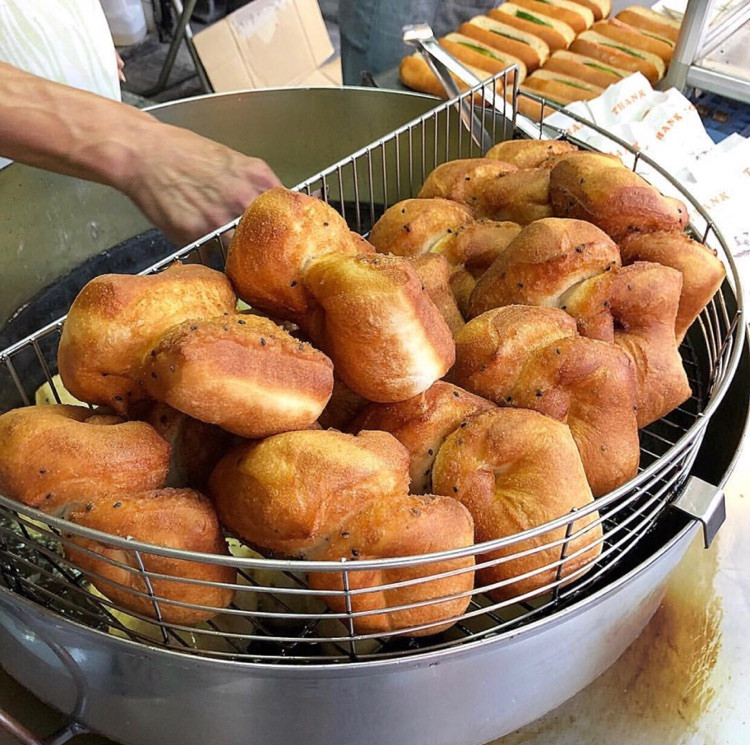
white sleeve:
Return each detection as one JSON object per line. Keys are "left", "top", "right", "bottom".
{"left": 0, "top": 0, "right": 121, "bottom": 101}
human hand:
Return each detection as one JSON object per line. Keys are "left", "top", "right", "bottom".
{"left": 120, "top": 120, "right": 282, "bottom": 246}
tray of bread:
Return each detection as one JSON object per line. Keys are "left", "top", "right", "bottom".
{"left": 0, "top": 78, "right": 742, "bottom": 664}
{"left": 400, "top": 3, "right": 681, "bottom": 118}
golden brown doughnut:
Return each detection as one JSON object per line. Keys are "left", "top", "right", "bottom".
{"left": 143, "top": 315, "right": 334, "bottom": 438}
{"left": 209, "top": 428, "right": 474, "bottom": 636}
{"left": 407, "top": 254, "right": 465, "bottom": 337}
{"left": 432, "top": 408, "right": 602, "bottom": 601}
{"left": 618, "top": 230, "right": 726, "bottom": 343}
{"left": 549, "top": 153, "right": 688, "bottom": 241}
{"left": 351, "top": 381, "right": 496, "bottom": 494}
{"left": 468, "top": 217, "right": 621, "bottom": 341}
{"left": 485, "top": 139, "right": 579, "bottom": 169}
{"left": 306, "top": 492, "right": 475, "bottom": 636}
{"left": 302, "top": 253, "right": 455, "bottom": 402}
{"left": 58, "top": 263, "right": 236, "bottom": 415}
{"left": 225, "top": 187, "right": 357, "bottom": 319}
{"left": 138, "top": 402, "right": 234, "bottom": 490}
{"left": 210, "top": 429, "right": 411, "bottom": 557}
{"left": 452, "top": 306, "right": 640, "bottom": 496}
{"left": 0, "top": 405, "right": 170, "bottom": 514}
{"left": 65, "top": 488, "right": 235, "bottom": 623}
{"left": 368, "top": 198, "right": 473, "bottom": 258}
{"left": 609, "top": 262, "right": 691, "bottom": 427}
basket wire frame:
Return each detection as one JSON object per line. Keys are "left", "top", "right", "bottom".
{"left": 0, "top": 71, "right": 744, "bottom": 665}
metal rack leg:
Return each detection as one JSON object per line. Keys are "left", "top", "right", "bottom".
{"left": 143, "top": 0, "right": 213, "bottom": 97}
{"left": 662, "top": 0, "right": 713, "bottom": 92}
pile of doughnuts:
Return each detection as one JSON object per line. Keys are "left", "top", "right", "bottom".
{"left": 399, "top": 4, "right": 681, "bottom": 119}
{"left": 1, "top": 137, "right": 721, "bottom": 637}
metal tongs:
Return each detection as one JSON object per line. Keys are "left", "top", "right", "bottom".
{"left": 402, "top": 23, "right": 543, "bottom": 145}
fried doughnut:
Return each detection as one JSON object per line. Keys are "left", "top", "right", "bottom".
{"left": 451, "top": 306, "right": 640, "bottom": 496}
{"left": 432, "top": 408, "right": 602, "bottom": 601}
{"left": 58, "top": 263, "right": 236, "bottom": 415}
{"left": 618, "top": 230, "right": 726, "bottom": 343}
{"left": 549, "top": 153, "right": 688, "bottom": 241}
{"left": 485, "top": 139, "right": 579, "bottom": 169}
{"left": 65, "top": 488, "right": 235, "bottom": 623}
{"left": 0, "top": 405, "right": 170, "bottom": 514}
{"left": 302, "top": 253, "right": 455, "bottom": 402}
{"left": 407, "top": 254, "right": 465, "bottom": 337}
{"left": 143, "top": 315, "right": 334, "bottom": 438}
{"left": 209, "top": 429, "right": 474, "bottom": 636}
{"left": 351, "top": 381, "right": 496, "bottom": 494}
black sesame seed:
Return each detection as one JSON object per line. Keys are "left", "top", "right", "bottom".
{"left": 323, "top": 221, "right": 329, "bottom": 226}
{"left": 138, "top": 379, "right": 144, "bottom": 386}
{"left": 517, "top": 282, "right": 524, "bottom": 288}
{"left": 351, "top": 548, "right": 360, "bottom": 557}
{"left": 561, "top": 305, "right": 567, "bottom": 311}
{"left": 39, "top": 468, "right": 46, "bottom": 474}
{"left": 465, "top": 176, "right": 471, "bottom": 181}
{"left": 535, "top": 390, "right": 543, "bottom": 397}
{"left": 45, "top": 493, "right": 53, "bottom": 500}
{"left": 290, "top": 280, "right": 297, "bottom": 287}
{"left": 113, "top": 501, "right": 122, "bottom": 508}
{"left": 260, "top": 338, "right": 266, "bottom": 346}
{"left": 151, "top": 372, "right": 157, "bottom": 379}
{"left": 150, "top": 350, "right": 157, "bottom": 357}
{"left": 114, "top": 395, "right": 123, "bottom": 402}
{"left": 341, "top": 531, "right": 349, "bottom": 538}
{"left": 575, "top": 245, "right": 584, "bottom": 253}
{"left": 460, "top": 421, "right": 467, "bottom": 428}
{"left": 401, "top": 208, "right": 406, "bottom": 214}
{"left": 101, "top": 372, "right": 108, "bottom": 377}
{"left": 505, "top": 396, "right": 512, "bottom": 403}
{"left": 580, "top": 178, "right": 584, "bottom": 184}
{"left": 480, "top": 364, "right": 487, "bottom": 372}
{"left": 603, "top": 300, "right": 610, "bottom": 308}
{"left": 169, "top": 364, "right": 175, "bottom": 372}
{"left": 85, "top": 502, "right": 93, "bottom": 511}
{"left": 190, "top": 325, "right": 198, "bottom": 331}
{"left": 403, "top": 225, "right": 411, "bottom": 233}
{"left": 411, "top": 508, "right": 421, "bottom": 517}
{"left": 446, "top": 228, "right": 453, "bottom": 234}
{"left": 627, "top": 284, "right": 632, "bottom": 291}
{"left": 453, "top": 391, "right": 459, "bottom": 397}
{"left": 555, "top": 348, "right": 561, "bottom": 355}
{"left": 424, "top": 469, "right": 430, "bottom": 476}
{"left": 238, "top": 319, "right": 246, "bottom": 325}
{"left": 223, "top": 312, "right": 230, "bottom": 316}
{"left": 222, "top": 325, "right": 228, "bottom": 332}
{"left": 452, "top": 486, "right": 459, "bottom": 493}
{"left": 428, "top": 449, "right": 434, "bottom": 456}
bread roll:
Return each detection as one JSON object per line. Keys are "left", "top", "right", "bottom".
{"left": 451, "top": 305, "right": 639, "bottom": 496}
{"left": 512, "top": 0, "right": 594, "bottom": 34}
{"left": 549, "top": 153, "right": 688, "bottom": 240}
{"left": 418, "top": 158, "right": 519, "bottom": 209}
{"left": 543, "top": 50, "right": 631, "bottom": 88}
{"left": 432, "top": 408, "right": 602, "bottom": 600}
{"left": 399, "top": 53, "right": 509, "bottom": 100}
{"left": 522, "top": 69, "right": 605, "bottom": 105}
{"left": 617, "top": 231, "right": 726, "bottom": 343}
{"left": 468, "top": 217, "right": 621, "bottom": 341}
{"left": 66, "top": 488, "right": 235, "bottom": 623}
{"left": 351, "top": 381, "right": 495, "bottom": 494}
{"left": 143, "top": 315, "right": 334, "bottom": 438}
{"left": 616, "top": 6, "right": 681, "bottom": 44}
{"left": 489, "top": 5, "right": 576, "bottom": 51}
{"left": 302, "top": 253, "right": 455, "bottom": 402}
{"left": 0, "top": 405, "right": 170, "bottom": 514}
{"left": 592, "top": 19, "right": 673, "bottom": 63}
{"left": 568, "top": 0, "right": 611, "bottom": 21}
{"left": 570, "top": 32, "right": 664, "bottom": 84}
{"left": 485, "top": 138, "right": 578, "bottom": 169}
{"left": 58, "top": 263, "right": 236, "bottom": 414}
{"left": 440, "top": 35, "right": 528, "bottom": 84}
{"left": 609, "top": 262, "right": 691, "bottom": 427}
{"left": 459, "top": 16, "right": 551, "bottom": 71}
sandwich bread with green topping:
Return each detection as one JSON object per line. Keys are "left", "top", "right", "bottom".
{"left": 616, "top": 5, "right": 681, "bottom": 44}
{"left": 592, "top": 18, "right": 674, "bottom": 63}
{"left": 439, "top": 33, "right": 529, "bottom": 80}
{"left": 567, "top": 0, "right": 611, "bottom": 21}
{"left": 510, "top": 0, "right": 594, "bottom": 34}
{"left": 459, "top": 15, "right": 551, "bottom": 71}
{"left": 489, "top": 3, "right": 576, "bottom": 51}
{"left": 543, "top": 49, "right": 629, "bottom": 87}
{"left": 571, "top": 29, "right": 665, "bottom": 84}
{"left": 522, "top": 68, "right": 604, "bottom": 104}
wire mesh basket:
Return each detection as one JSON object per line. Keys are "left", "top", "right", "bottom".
{"left": 0, "top": 69, "right": 744, "bottom": 667}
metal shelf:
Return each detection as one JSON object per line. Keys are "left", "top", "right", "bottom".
{"left": 663, "top": 0, "right": 750, "bottom": 105}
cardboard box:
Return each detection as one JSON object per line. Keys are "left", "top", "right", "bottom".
{"left": 193, "top": 0, "right": 342, "bottom": 92}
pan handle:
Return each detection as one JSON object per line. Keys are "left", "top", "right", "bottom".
{"left": 670, "top": 475, "right": 726, "bottom": 548}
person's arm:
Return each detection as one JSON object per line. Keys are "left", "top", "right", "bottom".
{"left": 0, "top": 62, "right": 281, "bottom": 245}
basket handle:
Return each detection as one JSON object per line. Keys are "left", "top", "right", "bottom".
{"left": 0, "top": 707, "right": 88, "bottom": 745}
{"left": 670, "top": 475, "right": 726, "bottom": 548}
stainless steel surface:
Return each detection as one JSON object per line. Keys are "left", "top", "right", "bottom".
{"left": 0, "top": 87, "right": 446, "bottom": 327}
{"left": 671, "top": 476, "right": 726, "bottom": 547}
{"left": 0, "top": 81, "right": 746, "bottom": 745}
{"left": 687, "top": 62, "right": 750, "bottom": 104}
